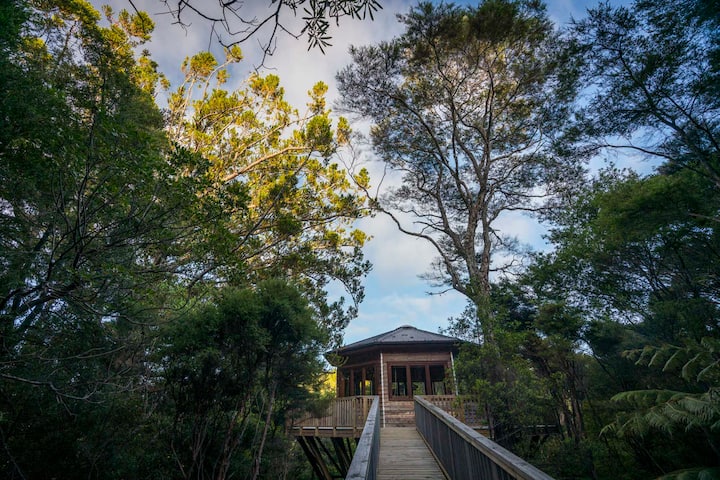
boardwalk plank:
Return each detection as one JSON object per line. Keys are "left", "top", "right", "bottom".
{"left": 377, "top": 427, "right": 447, "bottom": 480}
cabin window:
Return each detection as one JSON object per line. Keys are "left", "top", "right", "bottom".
{"left": 430, "top": 365, "right": 446, "bottom": 394}
{"left": 338, "top": 365, "right": 376, "bottom": 396}
{"left": 364, "top": 366, "right": 375, "bottom": 395}
{"left": 411, "top": 366, "right": 426, "bottom": 395}
{"left": 353, "top": 369, "right": 363, "bottom": 396}
{"left": 341, "top": 370, "right": 351, "bottom": 397}
{"left": 389, "top": 364, "right": 447, "bottom": 399}
{"left": 391, "top": 366, "right": 408, "bottom": 396}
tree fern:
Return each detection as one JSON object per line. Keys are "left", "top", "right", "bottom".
{"left": 603, "top": 338, "right": 720, "bottom": 474}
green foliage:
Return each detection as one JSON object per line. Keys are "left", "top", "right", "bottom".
{"left": 455, "top": 337, "right": 554, "bottom": 446}
{"left": 338, "top": 0, "right": 582, "bottom": 344}
{"left": 537, "top": 167, "right": 720, "bottom": 343}
{"left": 530, "top": 167, "right": 720, "bottom": 475}
{"left": 569, "top": 0, "right": 720, "bottom": 187}
{"left": 0, "top": 2, "right": 330, "bottom": 478}
{"left": 604, "top": 339, "right": 720, "bottom": 437}
{"left": 157, "top": 280, "right": 327, "bottom": 479}
{"left": 521, "top": 437, "right": 602, "bottom": 480}
{"left": 167, "top": 49, "right": 371, "bottom": 346}
{"left": 0, "top": 0, "right": 201, "bottom": 400}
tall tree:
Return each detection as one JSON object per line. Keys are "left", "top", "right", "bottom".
{"left": 0, "top": 0, "right": 203, "bottom": 404}
{"left": 0, "top": 1, "right": 223, "bottom": 477}
{"left": 166, "top": 49, "right": 371, "bottom": 346}
{"left": 569, "top": 0, "right": 720, "bottom": 191}
{"left": 337, "top": 0, "right": 582, "bottom": 343}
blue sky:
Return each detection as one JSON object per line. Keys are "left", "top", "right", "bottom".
{"left": 96, "top": 0, "right": 639, "bottom": 345}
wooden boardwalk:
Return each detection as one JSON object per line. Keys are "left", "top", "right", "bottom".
{"left": 377, "top": 427, "right": 447, "bottom": 480}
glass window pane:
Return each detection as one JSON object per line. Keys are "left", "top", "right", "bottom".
{"left": 365, "top": 366, "right": 375, "bottom": 395}
{"left": 429, "top": 365, "right": 446, "bottom": 395}
{"left": 391, "top": 366, "right": 407, "bottom": 396}
{"left": 411, "top": 365, "right": 426, "bottom": 395}
{"left": 353, "top": 369, "right": 363, "bottom": 395}
{"left": 342, "top": 369, "right": 350, "bottom": 397}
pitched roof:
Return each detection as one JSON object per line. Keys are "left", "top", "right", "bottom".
{"left": 334, "top": 325, "right": 459, "bottom": 355}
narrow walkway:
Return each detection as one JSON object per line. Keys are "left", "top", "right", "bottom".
{"left": 377, "top": 427, "right": 447, "bottom": 480}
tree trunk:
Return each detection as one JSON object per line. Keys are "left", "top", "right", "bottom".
{"left": 251, "top": 381, "right": 276, "bottom": 480}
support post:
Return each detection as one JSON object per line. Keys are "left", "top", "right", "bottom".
{"left": 297, "top": 437, "right": 333, "bottom": 480}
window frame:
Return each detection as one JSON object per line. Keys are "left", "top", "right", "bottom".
{"left": 338, "top": 364, "right": 377, "bottom": 397}
{"left": 387, "top": 362, "right": 448, "bottom": 400}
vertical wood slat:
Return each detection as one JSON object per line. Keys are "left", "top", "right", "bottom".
{"left": 291, "top": 396, "right": 375, "bottom": 437}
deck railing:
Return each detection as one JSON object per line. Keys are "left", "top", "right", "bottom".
{"left": 290, "top": 396, "right": 375, "bottom": 438}
{"left": 422, "top": 395, "right": 488, "bottom": 429}
{"left": 345, "top": 396, "right": 380, "bottom": 480}
{"left": 415, "top": 396, "right": 555, "bottom": 480}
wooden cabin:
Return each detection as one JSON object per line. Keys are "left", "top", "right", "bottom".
{"left": 326, "top": 325, "right": 460, "bottom": 427}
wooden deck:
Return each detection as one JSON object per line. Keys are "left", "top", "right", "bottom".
{"left": 377, "top": 427, "right": 447, "bottom": 480}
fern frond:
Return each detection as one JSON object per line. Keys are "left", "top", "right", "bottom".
{"left": 649, "top": 345, "right": 673, "bottom": 368}
{"left": 682, "top": 353, "right": 704, "bottom": 381}
{"left": 676, "top": 395, "right": 714, "bottom": 419}
{"left": 616, "top": 412, "right": 651, "bottom": 437}
{"left": 657, "top": 466, "right": 720, "bottom": 480}
{"left": 607, "top": 389, "right": 720, "bottom": 436}
{"left": 664, "top": 348, "right": 689, "bottom": 373}
{"left": 638, "top": 345, "right": 657, "bottom": 365}
{"left": 697, "top": 359, "right": 720, "bottom": 383}
{"left": 645, "top": 408, "right": 674, "bottom": 434}
{"left": 700, "top": 337, "right": 720, "bottom": 354}
{"left": 611, "top": 389, "right": 685, "bottom": 407}
{"left": 609, "top": 339, "right": 720, "bottom": 441}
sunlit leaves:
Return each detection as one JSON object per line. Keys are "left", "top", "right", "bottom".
{"left": 166, "top": 49, "right": 370, "bottom": 340}
{"left": 182, "top": 50, "right": 217, "bottom": 79}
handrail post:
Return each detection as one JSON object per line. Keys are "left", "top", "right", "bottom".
{"left": 353, "top": 397, "right": 357, "bottom": 433}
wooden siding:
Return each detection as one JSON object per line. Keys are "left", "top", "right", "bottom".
{"left": 382, "top": 352, "right": 452, "bottom": 363}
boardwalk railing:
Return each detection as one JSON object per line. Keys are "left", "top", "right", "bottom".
{"left": 422, "top": 395, "right": 487, "bottom": 428}
{"left": 415, "top": 396, "right": 555, "bottom": 480}
{"left": 290, "top": 396, "right": 375, "bottom": 438}
{"left": 345, "top": 396, "right": 380, "bottom": 480}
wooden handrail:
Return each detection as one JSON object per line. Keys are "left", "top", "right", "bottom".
{"left": 345, "top": 396, "right": 380, "bottom": 480}
{"left": 415, "top": 396, "right": 555, "bottom": 480}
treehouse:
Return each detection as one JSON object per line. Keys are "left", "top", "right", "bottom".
{"left": 292, "top": 327, "right": 557, "bottom": 480}
{"left": 326, "top": 325, "right": 461, "bottom": 427}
